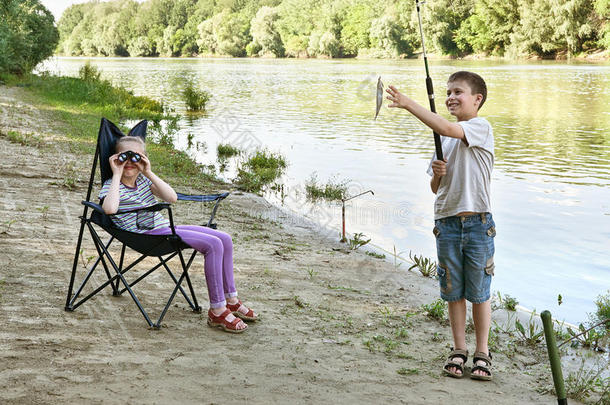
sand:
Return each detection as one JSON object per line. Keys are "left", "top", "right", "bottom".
{"left": 0, "top": 86, "right": 579, "bottom": 404}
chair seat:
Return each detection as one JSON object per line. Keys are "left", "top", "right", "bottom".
{"left": 90, "top": 211, "right": 190, "bottom": 256}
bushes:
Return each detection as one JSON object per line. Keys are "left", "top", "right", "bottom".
{"left": 182, "top": 79, "right": 211, "bottom": 111}
{"left": 0, "top": 0, "right": 58, "bottom": 76}
{"left": 235, "top": 149, "right": 287, "bottom": 193}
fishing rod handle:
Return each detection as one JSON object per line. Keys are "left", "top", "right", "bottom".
{"left": 426, "top": 76, "right": 436, "bottom": 113}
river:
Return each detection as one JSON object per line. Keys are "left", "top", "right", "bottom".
{"left": 41, "top": 56, "right": 610, "bottom": 325}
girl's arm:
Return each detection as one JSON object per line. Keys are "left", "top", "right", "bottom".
{"left": 138, "top": 155, "right": 178, "bottom": 203}
{"left": 102, "top": 154, "right": 124, "bottom": 214}
{"left": 386, "top": 85, "right": 465, "bottom": 140}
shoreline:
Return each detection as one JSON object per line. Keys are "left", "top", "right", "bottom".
{"left": 0, "top": 83, "right": 604, "bottom": 404}
{"left": 51, "top": 51, "right": 610, "bottom": 62}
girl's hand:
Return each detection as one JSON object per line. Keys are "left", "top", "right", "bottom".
{"left": 386, "top": 85, "right": 410, "bottom": 109}
{"left": 137, "top": 153, "right": 152, "bottom": 177}
{"left": 431, "top": 158, "right": 448, "bottom": 177}
{"left": 109, "top": 153, "right": 125, "bottom": 175}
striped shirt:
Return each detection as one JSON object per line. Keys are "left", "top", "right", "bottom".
{"left": 99, "top": 174, "right": 170, "bottom": 233}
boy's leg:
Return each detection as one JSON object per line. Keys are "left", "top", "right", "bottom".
{"left": 472, "top": 300, "right": 491, "bottom": 376}
{"left": 434, "top": 217, "right": 467, "bottom": 376}
{"left": 447, "top": 298, "right": 467, "bottom": 375}
{"left": 462, "top": 213, "right": 495, "bottom": 378}
{"left": 449, "top": 299, "right": 467, "bottom": 350}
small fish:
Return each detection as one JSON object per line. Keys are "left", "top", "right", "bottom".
{"left": 375, "top": 76, "right": 383, "bottom": 120}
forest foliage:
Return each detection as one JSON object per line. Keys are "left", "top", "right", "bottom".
{"left": 0, "top": 0, "right": 58, "bottom": 76}
{"left": 56, "top": 0, "right": 610, "bottom": 59}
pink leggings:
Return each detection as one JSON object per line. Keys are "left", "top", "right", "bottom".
{"left": 145, "top": 225, "right": 236, "bottom": 308}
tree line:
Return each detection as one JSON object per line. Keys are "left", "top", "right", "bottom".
{"left": 56, "top": 0, "right": 610, "bottom": 59}
{"left": 1, "top": 0, "right": 58, "bottom": 76}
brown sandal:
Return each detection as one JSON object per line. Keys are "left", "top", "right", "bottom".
{"left": 470, "top": 351, "right": 493, "bottom": 381}
{"left": 207, "top": 309, "right": 247, "bottom": 333}
{"left": 443, "top": 348, "right": 468, "bottom": 378}
{"left": 226, "top": 299, "right": 258, "bottom": 322}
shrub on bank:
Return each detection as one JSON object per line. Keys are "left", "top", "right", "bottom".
{"left": 183, "top": 80, "right": 211, "bottom": 111}
{"left": 235, "top": 149, "right": 287, "bottom": 193}
{"left": 0, "top": 0, "right": 58, "bottom": 77}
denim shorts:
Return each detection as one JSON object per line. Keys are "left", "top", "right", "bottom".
{"left": 433, "top": 213, "right": 496, "bottom": 304}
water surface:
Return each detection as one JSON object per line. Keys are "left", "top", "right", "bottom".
{"left": 42, "top": 57, "right": 610, "bottom": 324}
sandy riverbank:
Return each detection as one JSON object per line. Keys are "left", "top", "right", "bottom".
{"left": 0, "top": 85, "right": 582, "bottom": 404}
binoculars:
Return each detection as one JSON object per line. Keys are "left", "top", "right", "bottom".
{"left": 117, "top": 151, "right": 142, "bottom": 163}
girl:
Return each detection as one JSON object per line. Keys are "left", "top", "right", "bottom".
{"left": 100, "top": 135, "right": 257, "bottom": 333}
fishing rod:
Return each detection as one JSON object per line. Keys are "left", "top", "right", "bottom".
{"left": 415, "top": 0, "right": 444, "bottom": 161}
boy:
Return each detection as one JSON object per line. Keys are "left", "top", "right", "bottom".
{"left": 386, "top": 71, "right": 495, "bottom": 381}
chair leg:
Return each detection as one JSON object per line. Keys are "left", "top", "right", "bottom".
{"left": 67, "top": 235, "right": 115, "bottom": 309}
{"left": 183, "top": 250, "right": 202, "bottom": 312}
{"left": 155, "top": 249, "right": 195, "bottom": 327}
{"left": 66, "top": 217, "right": 89, "bottom": 311}
{"left": 89, "top": 224, "right": 155, "bottom": 328}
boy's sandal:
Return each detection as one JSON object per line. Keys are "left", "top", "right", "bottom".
{"left": 226, "top": 299, "right": 258, "bottom": 322}
{"left": 470, "top": 351, "right": 493, "bottom": 381}
{"left": 443, "top": 348, "right": 468, "bottom": 378}
{"left": 207, "top": 309, "right": 247, "bottom": 333}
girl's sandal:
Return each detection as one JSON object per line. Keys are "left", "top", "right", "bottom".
{"left": 207, "top": 309, "right": 247, "bottom": 333}
{"left": 470, "top": 351, "right": 493, "bottom": 381}
{"left": 442, "top": 348, "right": 468, "bottom": 378}
{"left": 226, "top": 300, "right": 258, "bottom": 322}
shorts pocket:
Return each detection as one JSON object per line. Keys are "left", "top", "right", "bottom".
{"left": 486, "top": 225, "right": 496, "bottom": 238}
{"left": 484, "top": 256, "right": 495, "bottom": 276}
{"left": 437, "top": 263, "right": 451, "bottom": 294}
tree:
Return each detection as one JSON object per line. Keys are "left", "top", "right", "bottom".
{"left": 197, "top": 9, "right": 251, "bottom": 56}
{"left": 250, "top": 6, "right": 284, "bottom": 56}
{"left": 455, "top": 0, "right": 520, "bottom": 56}
{"left": 369, "top": 14, "right": 414, "bottom": 57}
{"left": 0, "top": 0, "right": 58, "bottom": 75}
{"left": 340, "top": 1, "right": 375, "bottom": 56}
{"left": 420, "top": 0, "right": 475, "bottom": 56}
{"left": 595, "top": 0, "right": 610, "bottom": 49}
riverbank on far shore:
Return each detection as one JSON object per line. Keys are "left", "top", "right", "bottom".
{"left": 0, "top": 83, "right": 598, "bottom": 404}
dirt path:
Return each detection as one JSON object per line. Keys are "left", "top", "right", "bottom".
{"left": 0, "top": 86, "right": 572, "bottom": 404}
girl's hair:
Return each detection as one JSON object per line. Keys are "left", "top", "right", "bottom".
{"left": 116, "top": 136, "right": 146, "bottom": 151}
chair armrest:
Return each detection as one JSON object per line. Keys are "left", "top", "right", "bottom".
{"left": 82, "top": 201, "right": 171, "bottom": 216}
{"left": 82, "top": 201, "right": 106, "bottom": 215}
{"left": 116, "top": 203, "right": 172, "bottom": 215}
{"left": 176, "top": 192, "right": 229, "bottom": 202}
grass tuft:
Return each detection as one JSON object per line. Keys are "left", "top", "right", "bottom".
{"left": 235, "top": 149, "right": 287, "bottom": 193}
{"left": 217, "top": 143, "right": 241, "bottom": 159}
{"left": 305, "top": 174, "right": 349, "bottom": 202}
{"left": 183, "top": 79, "right": 211, "bottom": 111}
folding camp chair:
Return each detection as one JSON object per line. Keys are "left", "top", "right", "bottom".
{"left": 65, "top": 118, "right": 229, "bottom": 328}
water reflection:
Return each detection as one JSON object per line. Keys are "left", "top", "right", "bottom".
{"left": 42, "top": 57, "right": 610, "bottom": 324}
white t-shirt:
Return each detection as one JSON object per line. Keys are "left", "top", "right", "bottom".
{"left": 426, "top": 117, "right": 494, "bottom": 220}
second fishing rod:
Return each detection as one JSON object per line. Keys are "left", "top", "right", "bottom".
{"left": 415, "top": 0, "right": 444, "bottom": 162}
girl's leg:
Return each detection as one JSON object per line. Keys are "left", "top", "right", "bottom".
{"left": 174, "top": 225, "right": 256, "bottom": 320}
{"left": 145, "top": 227, "right": 227, "bottom": 308}
{"left": 174, "top": 225, "right": 237, "bottom": 297}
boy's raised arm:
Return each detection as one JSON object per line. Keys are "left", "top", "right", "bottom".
{"left": 386, "top": 85, "right": 465, "bottom": 141}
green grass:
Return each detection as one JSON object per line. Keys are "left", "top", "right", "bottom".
{"left": 365, "top": 251, "right": 386, "bottom": 259}
{"left": 217, "top": 143, "right": 241, "bottom": 159}
{"left": 305, "top": 174, "right": 349, "bottom": 202}
{"left": 182, "top": 79, "right": 211, "bottom": 111}
{"left": 0, "top": 130, "right": 44, "bottom": 147}
{"left": 4, "top": 71, "right": 221, "bottom": 190}
{"left": 235, "top": 149, "right": 287, "bottom": 193}
{"left": 421, "top": 299, "right": 447, "bottom": 321}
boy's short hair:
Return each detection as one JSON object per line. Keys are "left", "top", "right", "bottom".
{"left": 448, "top": 71, "right": 487, "bottom": 110}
